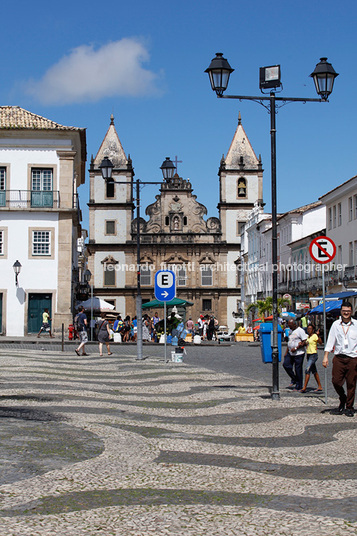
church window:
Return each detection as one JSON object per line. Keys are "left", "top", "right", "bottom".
{"left": 201, "top": 265, "right": 213, "bottom": 286}
{"left": 237, "top": 221, "right": 245, "bottom": 235}
{"left": 106, "top": 178, "right": 115, "bottom": 198}
{"left": 165, "top": 216, "right": 169, "bottom": 226}
{"left": 104, "top": 263, "right": 116, "bottom": 286}
{"left": 177, "top": 266, "right": 187, "bottom": 286}
{"left": 183, "top": 216, "right": 187, "bottom": 226}
{"left": 237, "top": 178, "right": 247, "bottom": 198}
{"left": 140, "top": 266, "right": 151, "bottom": 286}
{"left": 202, "top": 299, "right": 212, "bottom": 311}
{"left": 105, "top": 220, "right": 116, "bottom": 235}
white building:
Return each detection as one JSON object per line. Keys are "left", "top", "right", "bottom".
{"left": 240, "top": 203, "right": 271, "bottom": 309}
{"left": 319, "top": 175, "right": 357, "bottom": 293}
{"left": 0, "top": 107, "right": 86, "bottom": 336}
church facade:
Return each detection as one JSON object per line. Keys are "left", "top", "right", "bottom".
{"left": 88, "top": 114, "right": 263, "bottom": 332}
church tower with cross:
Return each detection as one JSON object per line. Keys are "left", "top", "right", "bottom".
{"left": 218, "top": 112, "right": 264, "bottom": 244}
{"left": 87, "top": 115, "right": 134, "bottom": 314}
{"left": 218, "top": 113, "right": 264, "bottom": 319}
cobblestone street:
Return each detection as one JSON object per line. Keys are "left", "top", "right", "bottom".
{"left": 0, "top": 343, "right": 356, "bottom": 535}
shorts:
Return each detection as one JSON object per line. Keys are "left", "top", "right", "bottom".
{"left": 79, "top": 330, "right": 88, "bottom": 344}
{"left": 42, "top": 323, "right": 50, "bottom": 331}
{"left": 305, "top": 353, "right": 318, "bottom": 375}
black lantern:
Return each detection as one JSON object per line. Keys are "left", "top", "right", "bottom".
{"left": 13, "top": 260, "right": 22, "bottom": 287}
{"left": 310, "top": 57, "right": 339, "bottom": 100}
{"left": 205, "top": 53, "right": 234, "bottom": 96}
{"left": 99, "top": 157, "right": 114, "bottom": 180}
{"left": 84, "top": 269, "right": 92, "bottom": 283}
{"left": 160, "top": 157, "right": 175, "bottom": 180}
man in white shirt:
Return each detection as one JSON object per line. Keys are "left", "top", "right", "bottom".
{"left": 323, "top": 300, "right": 357, "bottom": 417}
{"left": 283, "top": 319, "right": 308, "bottom": 390}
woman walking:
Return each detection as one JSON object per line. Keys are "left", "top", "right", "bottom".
{"left": 300, "top": 324, "right": 323, "bottom": 393}
{"left": 97, "top": 313, "right": 113, "bottom": 356}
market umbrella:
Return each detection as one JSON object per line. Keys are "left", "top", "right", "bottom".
{"left": 77, "top": 297, "right": 115, "bottom": 311}
{"left": 142, "top": 297, "right": 194, "bottom": 309}
{"left": 253, "top": 318, "right": 263, "bottom": 322}
{"left": 281, "top": 311, "right": 296, "bottom": 318}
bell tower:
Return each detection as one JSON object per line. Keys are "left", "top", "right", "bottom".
{"left": 218, "top": 112, "right": 263, "bottom": 246}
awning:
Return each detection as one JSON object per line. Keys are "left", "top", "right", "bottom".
{"left": 142, "top": 298, "right": 194, "bottom": 309}
{"left": 309, "top": 299, "right": 342, "bottom": 314}
{"left": 310, "top": 290, "right": 357, "bottom": 301}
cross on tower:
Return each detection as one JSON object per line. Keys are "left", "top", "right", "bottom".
{"left": 173, "top": 155, "right": 182, "bottom": 174}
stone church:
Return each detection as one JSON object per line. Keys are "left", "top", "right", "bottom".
{"left": 88, "top": 113, "right": 263, "bottom": 332}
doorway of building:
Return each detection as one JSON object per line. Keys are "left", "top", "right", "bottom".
{"left": 28, "top": 293, "right": 52, "bottom": 333}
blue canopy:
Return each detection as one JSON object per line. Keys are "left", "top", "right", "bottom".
{"left": 309, "top": 299, "right": 342, "bottom": 315}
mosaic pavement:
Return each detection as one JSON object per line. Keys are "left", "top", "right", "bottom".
{"left": 0, "top": 348, "right": 356, "bottom": 535}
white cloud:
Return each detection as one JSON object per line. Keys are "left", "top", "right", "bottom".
{"left": 26, "top": 39, "right": 162, "bottom": 105}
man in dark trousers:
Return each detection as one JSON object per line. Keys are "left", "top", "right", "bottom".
{"left": 323, "top": 300, "right": 357, "bottom": 417}
{"left": 283, "top": 319, "right": 308, "bottom": 391}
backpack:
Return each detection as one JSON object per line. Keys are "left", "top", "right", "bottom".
{"left": 74, "top": 313, "right": 84, "bottom": 331}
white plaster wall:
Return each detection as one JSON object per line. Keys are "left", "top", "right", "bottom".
{"left": 93, "top": 173, "right": 131, "bottom": 203}
{"left": 93, "top": 209, "right": 127, "bottom": 243}
{"left": 0, "top": 148, "right": 60, "bottom": 190}
{"left": 325, "top": 195, "right": 357, "bottom": 264}
{"left": 302, "top": 206, "right": 326, "bottom": 236}
{"left": 225, "top": 211, "right": 241, "bottom": 243}
{"left": 225, "top": 174, "right": 259, "bottom": 203}
{"left": 226, "top": 251, "right": 239, "bottom": 288}
{"left": 1, "top": 213, "right": 58, "bottom": 336}
{"left": 227, "top": 296, "right": 239, "bottom": 333}
{"left": 94, "top": 251, "right": 126, "bottom": 288}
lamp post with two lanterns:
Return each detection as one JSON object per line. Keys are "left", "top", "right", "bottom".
{"left": 99, "top": 156, "right": 176, "bottom": 361}
{"left": 205, "top": 54, "right": 338, "bottom": 400}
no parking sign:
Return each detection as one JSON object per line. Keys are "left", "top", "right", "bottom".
{"left": 309, "top": 236, "right": 336, "bottom": 264}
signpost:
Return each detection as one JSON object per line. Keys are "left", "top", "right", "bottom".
{"left": 155, "top": 270, "right": 176, "bottom": 362}
{"left": 309, "top": 236, "right": 336, "bottom": 404}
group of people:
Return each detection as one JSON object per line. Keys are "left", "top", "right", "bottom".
{"left": 194, "top": 315, "right": 219, "bottom": 340}
{"left": 283, "top": 300, "right": 357, "bottom": 417}
{"left": 75, "top": 307, "right": 113, "bottom": 357}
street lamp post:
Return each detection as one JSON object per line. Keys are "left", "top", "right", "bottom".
{"left": 100, "top": 157, "right": 175, "bottom": 361}
{"left": 205, "top": 54, "right": 338, "bottom": 400}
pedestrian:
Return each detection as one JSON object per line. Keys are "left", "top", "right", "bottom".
{"left": 75, "top": 306, "right": 88, "bottom": 356}
{"left": 186, "top": 317, "right": 194, "bottom": 334}
{"left": 142, "top": 314, "right": 151, "bottom": 341}
{"left": 207, "top": 315, "right": 215, "bottom": 341}
{"left": 322, "top": 300, "right": 357, "bottom": 417}
{"left": 197, "top": 315, "right": 204, "bottom": 337}
{"left": 301, "top": 314, "right": 308, "bottom": 333}
{"left": 300, "top": 324, "right": 323, "bottom": 393}
{"left": 283, "top": 319, "right": 308, "bottom": 391}
{"left": 97, "top": 313, "right": 113, "bottom": 356}
{"left": 132, "top": 316, "right": 137, "bottom": 342}
{"left": 122, "top": 315, "right": 131, "bottom": 342}
{"left": 37, "top": 308, "right": 54, "bottom": 338}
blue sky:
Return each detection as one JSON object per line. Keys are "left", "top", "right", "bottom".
{"left": 1, "top": 0, "right": 356, "bottom": 230}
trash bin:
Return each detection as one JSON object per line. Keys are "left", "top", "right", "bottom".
{"left": 259, "top": 322, "right": 283, "bottom": 363}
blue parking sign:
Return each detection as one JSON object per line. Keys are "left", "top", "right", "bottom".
{"left": 154, "top": 270, "right": 176, "bottom": 302}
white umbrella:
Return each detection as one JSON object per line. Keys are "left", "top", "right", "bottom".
{"left": 77, "top": 297, "right": 115, "bottom": 311}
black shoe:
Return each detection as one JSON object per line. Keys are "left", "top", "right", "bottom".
{"left": 338, "top": 400, "right": 346, "bottom": 414}
{"left": 345, "top": 408, "right": 354, "bottom": 417}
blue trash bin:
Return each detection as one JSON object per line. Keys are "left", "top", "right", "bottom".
{"left": 259, "top": 322, "right": 283, "bottom": 363}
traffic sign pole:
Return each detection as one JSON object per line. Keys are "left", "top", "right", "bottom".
{"left": 154, "top": 270, "right": 176, "bottom": 363}
{"left": 309, "top": 236, "right": 336, "bottom": 405}
{"left": 164, "top": 301, "right": 167, "bottom": 363}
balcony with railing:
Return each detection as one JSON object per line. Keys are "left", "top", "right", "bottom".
{"left": 0, "top": 190, "right": 60, "bottom": 209}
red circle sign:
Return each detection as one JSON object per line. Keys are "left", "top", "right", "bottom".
{"left": 309, "top": 236, "right": 336, "bottom": 264}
